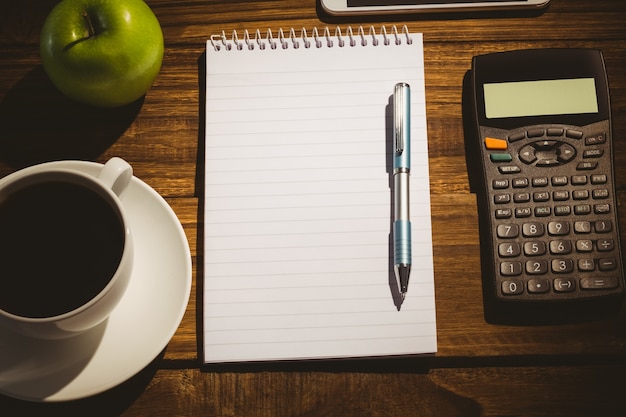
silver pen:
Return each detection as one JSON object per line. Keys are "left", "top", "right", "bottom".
{"left": 392, "top": 82, "right": 412, "bottom": 300}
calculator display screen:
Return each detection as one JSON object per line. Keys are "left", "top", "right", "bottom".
{"left": 483, "top": 78, "right": 598, "bottom": 119}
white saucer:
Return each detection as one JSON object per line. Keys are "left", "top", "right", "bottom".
{"left": 0, "top": 160, "right": 192, "bottom": 402}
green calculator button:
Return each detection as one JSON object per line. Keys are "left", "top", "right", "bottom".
{"left": 490, "top": 153, "right": 513, "bottom": 162}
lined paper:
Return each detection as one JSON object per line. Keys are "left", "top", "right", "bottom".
{"left": 203, "top": 29, "right": 436, "bottom": 363}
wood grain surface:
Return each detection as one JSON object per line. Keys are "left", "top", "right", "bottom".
{"left": 0, "top": 0, "right": 625, "bottom": 415}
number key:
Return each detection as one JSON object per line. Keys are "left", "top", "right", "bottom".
{"left": 550, "top": 240, "right": 572, "bottom": 254}
{"left": 551, "top": 259, "right": 574, "bottom": 273}
{"left": 523, "top": 222, "right": 544, "bottom": 237}
{"left": 502, "top": 279, "right": 524, "bottom": 295}
{"left": 497, "top": 224, "right": 519, "bottom": 238}
{"left": 526, "top": 260, "right": 548, "bottom": 274}
{"left": 499, "top": 242, "right": 521, "bottom": 257}
{"left": 548, "top": 221, "right": 570, "bottom": 236}
{"left": 500, "top": 262, "right": 522, "bottom": 276}
{"left": 524, "top": 241, "right": 547, "bottom": 256}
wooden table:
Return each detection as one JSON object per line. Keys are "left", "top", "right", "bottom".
{"left": 1, "top": 0, "right": 625, "bottom": 415}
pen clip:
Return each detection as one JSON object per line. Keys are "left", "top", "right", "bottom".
{"left": 394, "top": 83, "right": 406, "bottom": 155}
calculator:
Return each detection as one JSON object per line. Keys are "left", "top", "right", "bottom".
{"left": 469, "top": 48, "right": 624, "bottom": 305}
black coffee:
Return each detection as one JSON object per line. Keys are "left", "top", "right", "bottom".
{"left": 0, "top": 179, "right": 125, "bottom": 318}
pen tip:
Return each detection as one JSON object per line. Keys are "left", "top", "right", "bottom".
{"left": 401, "top": 292, "right": 406, "bottom": 301}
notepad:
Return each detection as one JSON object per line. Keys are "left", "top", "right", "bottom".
{"left": 203, "top": 26, "right": 436, "bottom": 363}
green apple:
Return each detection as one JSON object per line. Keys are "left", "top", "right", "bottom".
{"left": 40, "top": 0, "right": 164, "bottom": 107}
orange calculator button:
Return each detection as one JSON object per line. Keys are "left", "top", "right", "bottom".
{"left": 485, "top": 137, "right": 508, "bottom": 150}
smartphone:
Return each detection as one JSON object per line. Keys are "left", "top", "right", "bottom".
{"left": 469, "top": 48, "right": 624, "bottom": 312}
{"left": 320, "top": 0, "right": 550, "bottom": 16}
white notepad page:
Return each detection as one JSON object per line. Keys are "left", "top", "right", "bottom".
{"left": 203, "top": 27, "right": 436, "bottom": 363}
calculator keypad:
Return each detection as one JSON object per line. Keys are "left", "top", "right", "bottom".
{"left": 481, "top": 122, "right": 624, "bottom": 301}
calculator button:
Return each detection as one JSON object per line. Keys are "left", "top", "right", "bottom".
{"left": 547, "top": 128, "right": 564, "bottom": 136}
{"left": 485, "top": 137, "right": 508, "bottom": 150}
{"left": 580, "top": 277, "right": 618, "bottom": 290}
{"left": 497, "top": 224, "right": 519, "bottom": 238}
{"left": 551, "top": 176, "right": 568, "bottom": 186}
{"left": 524, "top": 241, "right": 547, "bottom": 256}
{"left": 532, "top": 177, "right": 549, "bottom": 187}
{"left": 534, "top": 139, "right": 557, "bottom": 149}
{"left": 554, "top": 206, "right": 571, "bottom": 216}
{"left": 519, "top": 146, "right": 537, "bottom": 164}
{"left": 591, "top": 174, "right": 607, "bottom": 184}
{"left": 550, "top": 240, "right": 572, "bottom": 254}
{"left": 528, "top": 278, "right": 550, "bottom": 293}
{"left": 493, "top": 179, "right": 509, "bottom": 189}
{"left": 534, "top": 207, "right": 551, "bottom": 217}
{"left": 566, "top": 129, "right": 583, "bottom": 139}
{"left": 533, "top": 191, "right": 550, "bottom": 202}
{"left": 597, "top": 239, "right": 615, "bottom": 252}
{"left": 594, "top": 204, "right": 610, "bottom": 214}
{"left": 499, "top": 166, "right": 521, "bottom": 174}
{"left": 515, "top": 207, "right": 532, "bottom": 218}
{"left": 526, "top": 260, "right": 548, "bottom": 273}
{"left": 571, "top": 175, "right": 588, "bottom": 185}
{"left": 494, "top": 194, "right": 510, "bottom": 204}
{"left": 528, "top": 129, "right": 545, "bottom": 138}
{"left": 583, "top": 149, "right": 604, "bottom": 158}
{"left": 598, "top": 258, "right": 617, "bottom": 271}
{"left": 490, "top": 153, "right": 513, "bottom": 162}
{"left": 536, "top": 159, "right": 560, "bottom": 167}
{"left": 514, "top": 193, "right": 531, "bottom": 203}
{"left": 554, "top": 277, "right": 576, "bottom": 292}
{"left": 512, "top": 178, "right": 529, "bottom": 188}
{"left": 502, "top": 280, "right": 524, "bottom": 295}
{"left": 499, "top": 243, "right": 521, "bottom": 257}
{"left": 577, "top": 161, "right": 598, "bottom": 170}
{"left": 595, "top": 220, "right": 612, "bottom": 232}
{"left": 500, "top": 262, "right": 522, "bottom": 276}
{"left": 576, "top": 239, "right": 593, "bottom": 252}
{"left": 592, "top": 189, "right": 609, "bottom": 199}
{"left": 553, "top": 190, "right": 569, "bottom": 201}
{"left": 551, "top": 259, "right": 574, "bottom": 273}
{"left": 508, "top": 132, "right": 526, "bottom": 142}
{"left": 572, "top": 190, "right": 589, "bottom": 200}
{"left": 495, "top": 208, "right": 512, "bottom": 219}
{"left": 574, "top": 204, "right": 591, "bottom": 215}
{"left": 578, "top": 259, "right": 595, "bottom": 271}
{"left": 574, "top": 221, "right": 591, "bottom": 233}
{"left": 523, "top": 223, "right": 544, "bottom": 237}
{"left": 548, "top": 221, "right": 570, "bottom": 236}
{"left": 557, "top": 144, "right": 576, "bottom": 162}
{"left": 584, "top": 132, "right": 607, "bottom": 145}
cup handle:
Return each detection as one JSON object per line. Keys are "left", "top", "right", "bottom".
{"left": 98, "top": 157, "right": 133, "bottom": 197}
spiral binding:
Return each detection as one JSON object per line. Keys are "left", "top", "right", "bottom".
{"left": 209, "top": 25, "right": 412, "bottom": 51}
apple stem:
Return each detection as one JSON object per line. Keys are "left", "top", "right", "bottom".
{"left": 82, "top": 11, "right": 96, "bottom": 38}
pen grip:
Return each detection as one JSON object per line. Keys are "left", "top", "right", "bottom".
{"left": 393, "top": 220, "right": 412, "bottom": 266}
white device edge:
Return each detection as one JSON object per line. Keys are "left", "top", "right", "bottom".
{"left": 320, "top": 0, "right": 550, "bottom": 16}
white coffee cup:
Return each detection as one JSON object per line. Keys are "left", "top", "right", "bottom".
{"left": 0, "top": 157, "right": 134, "bottom": 339}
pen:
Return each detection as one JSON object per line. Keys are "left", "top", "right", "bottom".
{"left": 393, "top": 82, "right": 412, "bottom": 300}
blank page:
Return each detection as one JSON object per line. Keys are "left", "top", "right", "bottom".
{"left": 203, "top": 27, "right": 436, "bottom": 363}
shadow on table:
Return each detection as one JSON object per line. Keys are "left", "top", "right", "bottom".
{"left": 0, "top": 66, "right": 142, "bottom": 169}
{"left": 0, "top": 348, "right": 163, "bottom": 417}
